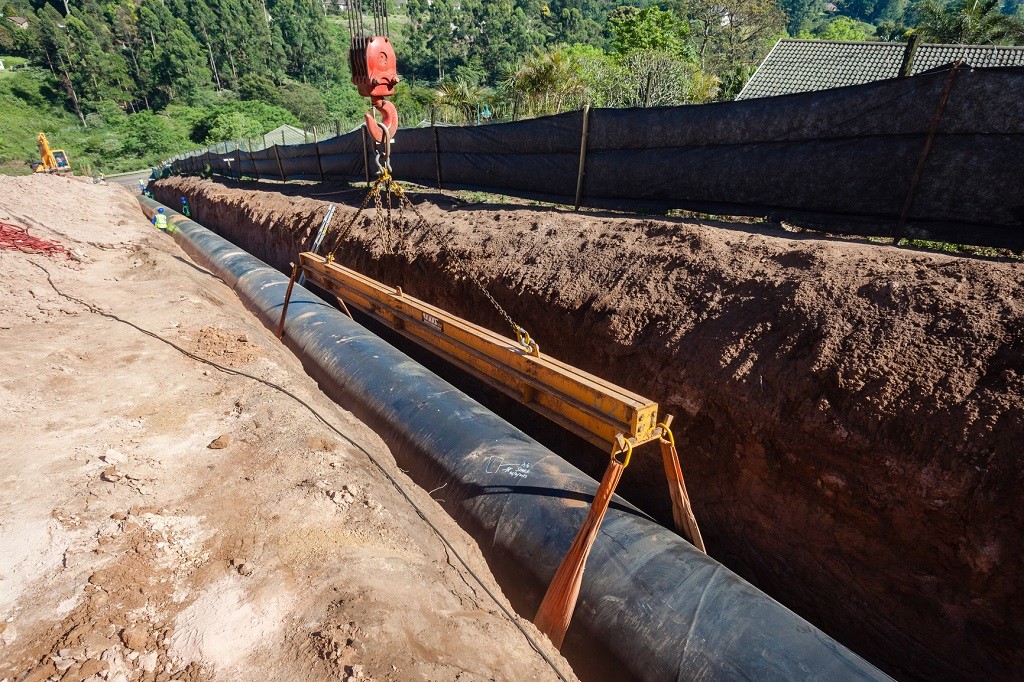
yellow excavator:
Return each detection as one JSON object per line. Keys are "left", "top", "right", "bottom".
{"left": 33, "top": 133, "right": 71, "bottom": 174}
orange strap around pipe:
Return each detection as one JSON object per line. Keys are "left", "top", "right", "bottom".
{"left": 660, "top": 435, "right": 705, "bottom": 553}
{"left": 534, "top": 454, "right": 625, "bottom": 649}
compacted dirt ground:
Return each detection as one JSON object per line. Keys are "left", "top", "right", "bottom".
{"left": 153, "top": 176, "right": 1024, "bottom": 682}
{"left": 0, "top": 174, "right": 575, "bottom": 682}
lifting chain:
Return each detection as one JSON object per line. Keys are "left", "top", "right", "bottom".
{"left": 321, "top": 128, "right": 537, "bottom": 354}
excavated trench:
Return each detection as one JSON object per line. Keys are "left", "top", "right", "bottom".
{"left": 153, "top": 176, "right": 1024, "bottom": 681}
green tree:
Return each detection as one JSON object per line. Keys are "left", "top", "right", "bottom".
{"left": 474, "top": 0, "right": 547, "bottom": 77}
{"left": 606, "top": 6, "right": 692, "bottom": 57}
{"left": 322, "top": 82, "right": 369, "bottom": 125}
{"left": 560, "top": 43, "right": 619, "bottom": 107}
{"left": 503, "top": 48, "right": 582, "bottom": 116}
{"left": 612, "top": 49, "right": 716, "bottom": 106}
{"left": 276, "top": 80, "right": 329, "bottom": 125}
{"left": 0, "top": 21, "right": 16, "bottom": 53}
{"left": 389, "top": 80, "right": 437, "bottom": 126}
{"left": 64, "top": 11, "right": 134, "bottom": 108}
{"left": 808, "top": 15, "right": 878, "bottom": 38}
{"left": 147, "top": 28, "right": 212, "bottom": 106}
{"left": 203, "top": 110, "right": 263, "bottom": 142}
{"left": 402, "top": 0, "right": 469, "bottom": 81}
{"left": 33, "top": 4, "right": 86, "bottom": 124}
{"left": 435, "top": 76, "right": 492, "bottom": 123}
{"left": 137, "top": 0, "right": 212, "bottom": 107}
{"left": 188, "top": 99, "right": 297, "bottom": 142}
{"left": 117, "top": 110, "right": 189, "bottom": 158}
{"left": 841, "top": 0, "right": 910, "bottom": 22}
{"left": 780, "top": 0, "right": 826, "bottom": 33}
{"left": 913, "top": 0, "right": 1023, "bottom": 43}
{"left": 237, "top": 72, "right": 280, "bottom": 103}
{"left": 545, "top": 0, "right": 603, "bottom": 45}
{"left": 268, "top": 0, "right": 339, "bottom": 85}
{"left": 686, "top": 0, "right": 786, "bottom": 76}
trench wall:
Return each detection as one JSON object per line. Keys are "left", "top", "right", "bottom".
{"left": 153, "top": 176, "right": 1024, "bottom": 681}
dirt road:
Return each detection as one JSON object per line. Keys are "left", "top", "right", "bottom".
{"left": 153, "top": 175, "right": 1024, "bottom": 681}
{"left": 0, "top": 175, "right": 573, "bottom": 682}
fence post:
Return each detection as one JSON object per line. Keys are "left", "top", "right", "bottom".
{"left": 894, "top": 61, "right": 962, "bottom": 244}
{"left": 235, "top": 145, "right": 242, "bottom": 181}
{"left": 274, "top": 144, "right": 286, "bottom": 182}
{"left": 433, "top": 124, "right": 443, "bottom": 190}
{"left": 282, "top": 130, "right": 286, "bottom": 145}
{"left": 899, "top": 34, "right": 922, "bottom": 78}
{"left": 250, "top": 145, "right": 261, "bottom": 182}
{"left": 335, "top": 119, "right": 341, "bottom": 137}
{"left": 574, "top": 104, "right": 591, "bottom": 211}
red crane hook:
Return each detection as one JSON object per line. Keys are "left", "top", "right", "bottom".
{"left": 350, "top": 35, "right": 399, "bottom": 142}
{"left": 366, "top": 98, "right": 398, "bottom": 143}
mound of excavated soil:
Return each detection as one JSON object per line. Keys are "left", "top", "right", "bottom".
{"left": 0, "top": 174, "right": 574, "bottom": 682}
{"left": 154, "top": 176, "right": 1024, "bottom": 681}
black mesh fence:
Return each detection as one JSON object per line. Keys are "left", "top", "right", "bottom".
{"left": 170, "top": 65, "right": 1024, "bottom": 250}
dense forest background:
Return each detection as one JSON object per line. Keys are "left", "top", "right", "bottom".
{"left": 0, "top": 0, "right": 1021, "bottom": 174}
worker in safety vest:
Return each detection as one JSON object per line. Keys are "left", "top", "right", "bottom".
{"left": 152, "top": 207, "right": 168, "bottom": 231}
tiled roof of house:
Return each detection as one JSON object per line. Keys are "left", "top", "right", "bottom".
{"left": 737, "top": 39, "right": 1024, "bottom": 100}
{"left": 912, "top": 43, "right": 1024, "bottom": 71}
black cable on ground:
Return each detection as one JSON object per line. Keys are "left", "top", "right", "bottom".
{"left": 29, "top": 260, "right": 572, "bottom": 682}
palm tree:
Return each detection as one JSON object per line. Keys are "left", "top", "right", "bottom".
{"left": 435, "top": 77, "right": 490, "bottom": 124}
{"left": 914, "top": 0, "right": 1022, "bottom": 44}
{"left": 502, "top": 49, "right": 584, "bottom": 117}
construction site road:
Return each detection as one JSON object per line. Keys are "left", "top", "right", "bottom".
{"left": 0, "top": 174, "right": 575, "bottom": 682}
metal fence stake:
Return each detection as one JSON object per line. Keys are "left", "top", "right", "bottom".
{"left": 894, "top": 61, "right": 962, "bottom": 244}
{"left": 274, "top": 144, "right": 286, "bottom": 182}
{"left": 433, "top": 125, "right": 443, "bottom": 190}
{"left": 574, "top": 104, "right": 591, "bottom": 211}
{"left": 899, "top": 34, "right": 922, "bottom": 78}
{"left": 315, "top": 139, "right": 325, "bottom": 182}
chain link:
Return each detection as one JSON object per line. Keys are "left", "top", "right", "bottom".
{"left": 325, "top": 168, "right": 535, "bottom": 350}
{"left": 390, "top": 182, "right": 536, "bottom": 350}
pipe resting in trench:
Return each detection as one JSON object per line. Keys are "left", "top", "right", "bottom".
{"left": 139, "top": 196, "right": 887, "bottom": 681}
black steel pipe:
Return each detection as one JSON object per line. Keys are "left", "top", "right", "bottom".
{"left": 139, "top": 196, "right": 888, "bottom": 681}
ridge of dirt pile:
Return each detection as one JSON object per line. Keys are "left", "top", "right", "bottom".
{"left": 155, "top": 176, "right": 1024, "bottom": 681}
{"left": 0, "top": 175, "right": 574, "bottom": 682}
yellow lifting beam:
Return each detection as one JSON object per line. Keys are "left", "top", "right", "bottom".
{"left": 283, "top": 252, "right": 664, "bottom": 451}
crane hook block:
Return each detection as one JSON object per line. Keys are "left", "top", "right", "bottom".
{"left": 350, "top": 35, "right": 399, "bottom": 141}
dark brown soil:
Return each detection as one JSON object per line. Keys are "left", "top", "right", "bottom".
{"left": 153, "top": 176, "right": 1024, "bottom": 682}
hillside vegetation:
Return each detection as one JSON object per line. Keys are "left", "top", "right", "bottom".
{"left": 0, "top": 0, "right": 1021, "bottom": 175}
